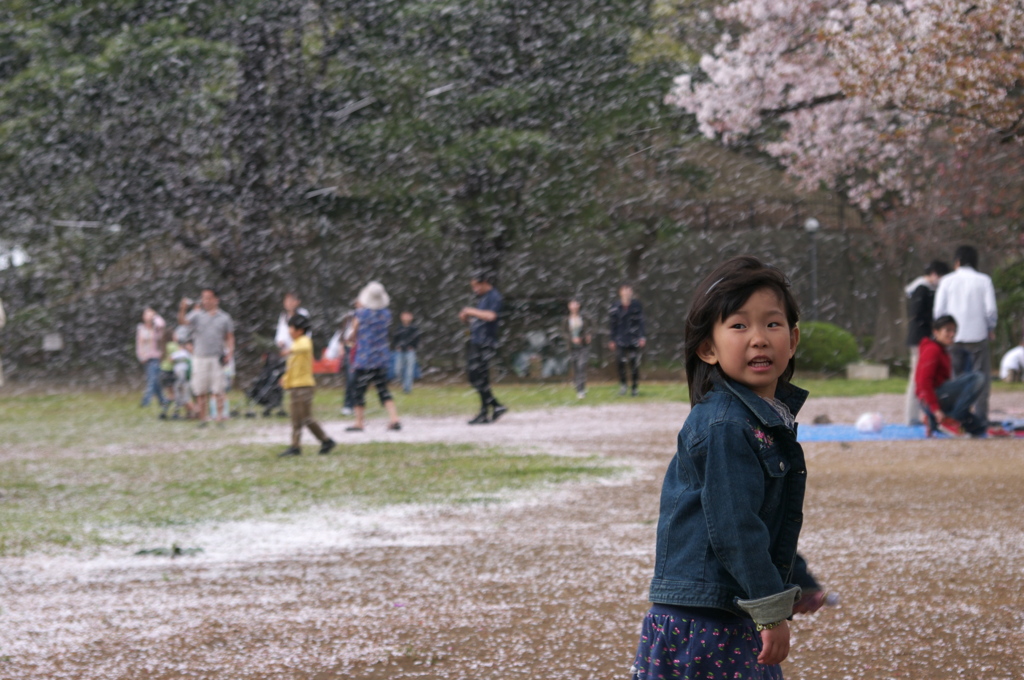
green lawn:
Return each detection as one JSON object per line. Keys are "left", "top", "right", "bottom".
{"left": 0, "top": 388, "right": 620, "bottom": 556}
{"left": 3, "top": 376, "right": 1018, "bottom": 556}
{"left": 314, "top": 376, "right": 918, "bottom": 417}
{"left": 0, "top": 440, "right": 615, "bottom": 556}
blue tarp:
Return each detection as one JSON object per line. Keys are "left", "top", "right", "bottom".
{"left": 797, "top": 424, "right": 931, "bottom": 442}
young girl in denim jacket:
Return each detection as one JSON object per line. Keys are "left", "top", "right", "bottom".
{"left": 631, "top": 256, "right": 827, "bottom": 680}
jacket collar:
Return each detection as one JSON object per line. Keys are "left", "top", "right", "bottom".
{"left": 711, "top": 372, "right": 808, "bottom": 430}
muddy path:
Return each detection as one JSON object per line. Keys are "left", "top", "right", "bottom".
{"left": 2, "top": 394, "right": 1023, "bottom": 679}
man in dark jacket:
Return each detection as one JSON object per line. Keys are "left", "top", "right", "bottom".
{"left": 459, "top": 273, "right": 507, "bottom": 424}
{"left": 608, "top": 284, "right": 646, "bottom": 396}
{"left": 904, "top": 260, "right": 949, "bottom": 425}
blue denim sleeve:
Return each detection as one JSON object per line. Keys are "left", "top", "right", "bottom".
{"left": 701, "top": 420, "right": 798, "bottom": 622}
{"left": 791, "top": 552, "right": 820, "bottom": 592}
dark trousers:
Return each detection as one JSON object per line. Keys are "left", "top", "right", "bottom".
{"left": 570, "top": 345, "right": 589, "bottom": 393}
{"left": 289, "top": 386, "right": 328, "bottom": 448}
{"left": 921, "top": 371, "right": 987, "bottom": 434}
{"left": 343, "top": 354, "right": 357, "bottom": 409}
{"left": 467, "top": 342, "right": 500, "bottom": 411}
{"left": 616, "top": 345, "right": 641, "bottom": 388}
{"left": 352, "top": 367, "right": 392, "bottom": 407}
{"left": 951, "top": 340, "right": 991, "bottom": 425}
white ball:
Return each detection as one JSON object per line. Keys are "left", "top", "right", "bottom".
{"left": 855, "top": 411, "right": 884, "bottom": 433}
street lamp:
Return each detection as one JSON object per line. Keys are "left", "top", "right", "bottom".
{"left": 804, "top": 217, "right": 820, "bottom": 321}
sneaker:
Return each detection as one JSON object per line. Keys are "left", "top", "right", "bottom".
{"left": 986, "top": 425, "right": 1012, "bottom": 438}
{"left": 491, "top": 405, "right": 508, "bottom": 422}
{"left": 278, "top": 447, "right": 301, "bottom": 458}
{"left": 577, "top": 390, "right": 586, "bottom": 400}
{"left": 341, "top": 407, "right": 354, "bottom": 416}
{"left": 318, "top": 439, "right": 336, "bottom": 455}
{"left": 937, "top": 417, "right": 965, "bottom": 438}
{"left": 159, "top": 413, "right": 168, "bottom": 420}
{"left": 345, "top": 425, "right": 364, "bottom": 432}
{"left": 387, "top": 422, "right": 402, "bottom": 431}
{"left": 468, "top": 411, "right": 491, "bottom": 425}
{"left": 631, "top": 387, "right": 639, "bottom": 397}
{"left": 618, "top": 384, "right": 628, "bottom": 396}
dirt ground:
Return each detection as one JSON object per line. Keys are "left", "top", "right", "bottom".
{"left": 2, "top": 393, "right": 1023, "bottom": 680}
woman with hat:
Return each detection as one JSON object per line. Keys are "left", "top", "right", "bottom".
{"left": 347, "top": 281, "right": 401, "bottom": 432}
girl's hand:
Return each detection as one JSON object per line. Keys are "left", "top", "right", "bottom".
{"left": 758, "top": 620, "right": 790, "bottom": 665}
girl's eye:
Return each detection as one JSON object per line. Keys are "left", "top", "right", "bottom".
{"left": 767, "top": 321, "right": 782, "bottom": 328}
{"left": 729, "top": 323, "right": 746, "bottom": 330}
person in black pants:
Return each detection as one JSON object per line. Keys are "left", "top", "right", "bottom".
{"left": 903, "top": 260, "right": 949, "bottom": 425}
{"left": 459, "top": 273, "right": 507, "bottom": 425}
{"left": 608, "top": 283, "right": 646, "bottom": 396}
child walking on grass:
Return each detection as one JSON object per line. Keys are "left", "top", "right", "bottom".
{"left": 278, "top": 314, "right": 335, "bottom": 458}
{"left": 631, "top": 256, "right": 827, "bottom": 680}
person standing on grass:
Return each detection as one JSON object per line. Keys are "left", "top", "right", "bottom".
{"left": 136, "top": 307, "right": 169, "bottom": 409}
{"left": 608, "top": 283, "right": 646, "bottom": 396}
{"left": 178, "top": 288, "right": 234, "bottom": 427}
{"left": 904, "top": 260, "right": 950, "bottom": 425}
{"left": 392, "top": 310, "right": 421, "bottom": 394}
{"left": 631, "top": 256, "right": 827, "bottom": 680}
{"left": 459, "top": 272, "right": 507, "bottom": 425}
{"left": 278, "top": 314, "right": 335, "bottom": 458}
{"left": 562, "top": 298, "right": 592, "bottom": 399}
{"left": 346, "top": 282, "right": 401, "bottom": 432}
{"left": 933, "top": 245, "right": 997, "bottom": 427}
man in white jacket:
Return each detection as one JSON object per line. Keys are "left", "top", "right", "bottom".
{"left": 933, "top": 245, "right": 998, "bottom": 426}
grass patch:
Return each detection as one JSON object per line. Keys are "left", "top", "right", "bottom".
{"left": 369, "top": 381, "right": 690, "bottom": 416}
{"left": 0, "top": 441, "right": 615, "bottom": 556}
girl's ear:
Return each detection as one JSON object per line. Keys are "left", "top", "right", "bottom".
{"left": 789, "top": 326, "right": 800, "bottom": 357}
{"left": 697, "top": 339, "right": 718, "bottom": 365}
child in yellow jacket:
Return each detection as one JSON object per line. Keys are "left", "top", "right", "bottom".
{"left": 278, "top": 315, "right": 335, "bottom": 457}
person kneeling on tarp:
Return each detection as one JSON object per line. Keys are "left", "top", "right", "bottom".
{"left": 915, "top": 315, "right": 986, "bottom": 437}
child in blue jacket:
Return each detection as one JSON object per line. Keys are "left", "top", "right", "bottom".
{"left": 631, "top": 256, "right": 827, "bottom": 679}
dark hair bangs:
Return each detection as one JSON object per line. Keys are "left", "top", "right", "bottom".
{"left": 684, "top": 256, "right": 800, "bottom": 406}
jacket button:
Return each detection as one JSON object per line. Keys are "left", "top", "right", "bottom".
{"left": 779, "top": 462, "right": 785, "bottom": 471}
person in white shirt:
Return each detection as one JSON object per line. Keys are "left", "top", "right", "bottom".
{"left": 933, "top": 245, "right": 997, "bottom": 425}
{"left": 1000, "top": 343, "right": 1024, "bottom": 382}
{"left": 274, "top": 292, "right": 309, "bottom": 354}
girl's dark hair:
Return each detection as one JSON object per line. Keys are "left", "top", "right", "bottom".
{"left": 685, "top": 256, "right": 800, "bottom": 406}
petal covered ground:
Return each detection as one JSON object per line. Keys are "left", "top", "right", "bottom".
{"left": 1, "top": 393, "right": 1023, "bottom": 680}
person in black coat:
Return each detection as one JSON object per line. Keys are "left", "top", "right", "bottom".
{"left": 904, "top": 260, "right": 950, "bottom": 425}
{"left": 608, "top": 284, "right": 646, "bottom": 396}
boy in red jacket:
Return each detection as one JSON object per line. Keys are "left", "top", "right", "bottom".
{"left": 915, "top": 315, "right": 986, "bottom": 437}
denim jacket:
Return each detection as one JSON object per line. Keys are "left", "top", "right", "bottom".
{"left": 648, "top": 374, "right": 817, "bottom": 624}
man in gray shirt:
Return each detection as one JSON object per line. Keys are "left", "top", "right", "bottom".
{"left": 179, "top": 288, "right": 235, "bottom": 425}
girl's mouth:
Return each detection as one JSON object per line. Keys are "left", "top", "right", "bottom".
{"left": 748, "top": 357, "right": 773, "bottom": 371}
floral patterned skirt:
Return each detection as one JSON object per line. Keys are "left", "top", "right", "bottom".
{"left": 630, "top": 604, "right": 784, "bottom": 680}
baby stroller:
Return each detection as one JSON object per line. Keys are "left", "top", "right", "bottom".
{"left": 245, "top": 352, "right": 287, "bottom": 417}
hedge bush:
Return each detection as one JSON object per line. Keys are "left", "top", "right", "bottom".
{"left": 796, "top": 321, "right": 860, "bottom": 373}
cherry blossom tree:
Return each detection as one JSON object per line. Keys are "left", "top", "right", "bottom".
{"left": 668, "top": 0, "right": 1024, "bottom": 359}
{"left": 669, "top": 0, "right": 1024, "bottom": 212}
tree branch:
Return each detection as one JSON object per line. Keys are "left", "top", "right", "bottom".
{"left": 759, "top": 92, "right": 847, "bottom": 117}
